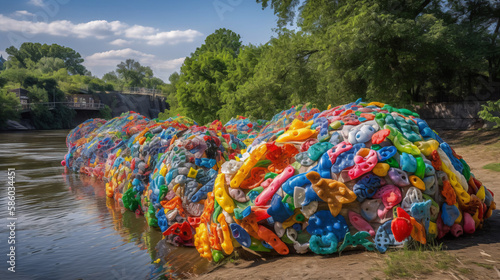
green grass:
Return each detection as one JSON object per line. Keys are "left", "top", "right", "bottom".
{"left": 483, "top": 162, "right": 500, "bottom": 172}
{"left": 382, "top": 243, "right": 455, "bottom": 278}
{"left": 472, "top": 262, "right": 494, "bottom": 269}
{"left": 217, "top": 250, "right": 240, "bottom": 266}
{"left": 458, "top": 267, "right": 472, "bottom": 274}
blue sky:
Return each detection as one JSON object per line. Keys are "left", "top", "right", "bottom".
{"left": 0, "top": 0, "right": 278, "bottom": 81}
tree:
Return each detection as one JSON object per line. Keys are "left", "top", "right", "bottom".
{"left": 0, "top": 89, "right": 20, "bottom": 128}
{"left": 103, "top": 71, "right": 120, "bottom": 84}
{"left": 88, "top": 77, "right": 113, "bottom": 93}
{"left": 5, "top": 43, "right": 87, "bottom": 74}
{"left": 193, "top": 28, "right": 242, "bottom": 57}
{"left": 0, "top": 43, "right": 101, "bottom": 129}
{"left": 116, "top": 59, "right": 154, "bottom": 88}
{"left": 35, "top": 57, "right": 66, "bottom": 74}
{"left": 102, "top": 71, "right": 123, "bottom": 90}
{"left": 445, "top": 0, "right": 500, "bottom": 84}
{"left": 143, "top": 77, "right": 165, "bottom": 89}
{"left": 177, "top": 50, "right": 236, "bottom": 123}
{"left": 6, "top": 43, "right": 43, "bottom": 69}
{"left": 0, "top": 68, "right": 29, "bottom": 87}
{"left": 159, "top": 72, "right": 186, "bottom": 120}
{"left": 254, "top": 0, "right": 499, "bottom": 103}
{"left": 27, "top": 86, "right": 49, "bottom": 103}
{"left": 45, "top": 44, "right": 86, "bottom": 75}
{"left": 175, "top": 28, "right": 244, "bottom": 123}
{"left": 165, "top": 72, "right": 180, "bottom": 95}
{"left": 224, "top": 32, "right": 323, "bottom": 120}
{"left": 218, "top": 44, "right": 268, "bottom": 120}
{"left": 256, "top": 0, "right": 301, "bottom": 28}
{"left": 0, "top": 77, "right": 7, "bottom": 88}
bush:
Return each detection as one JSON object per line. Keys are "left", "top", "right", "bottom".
{"left": 30, "top": 103, "right": 54, "bottom": 129}
{"left": 0, "top": 89, "right": 20, "bottom": 128}
{"left": 53, "top": 103, "right": 76, "bottom": 129}
{"left": 100, "top": 105, "right": 112, "bottom": 120}
{"left": 30, "top": 103, "right": 75, "bottom": 129}
{"left": 478, "top": 99, "right": 500, "bottom": 129}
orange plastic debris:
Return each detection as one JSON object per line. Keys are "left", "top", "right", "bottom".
{"left": 257, "top": 225, "right": 289, "bottom": 255}
{"left": 410, "top": 217, "right": 427, "bottom": 244}
{"left": 371, "top": 129, "right": 391, "bottom": 144}
{"left": 441, "top": 180, "right": 457, "bottom": 206}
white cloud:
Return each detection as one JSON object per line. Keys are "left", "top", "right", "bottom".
{"left": 85, "top": 48, "right": 155, "bottom": 67}
{"left": 143, "top": 30, "right": 203, "bottom": 46}
{"left": 109, "top": 39, "right": 130, "bottom": 46}
{"left": 72, "top": 20, "right": 126, "bottom": 39}
{"left": 124, "top": 25, "right": 157, "bottom": 38}
{"left": 12, "top": 10, "right": 35, "bottom": 18}
{"left": 0, "top": 15, "right": 124, "bottom": 39}
{"left": 152, "top": 57, "right": 185, "bottom": 70}
{"left": 0, "top": 50, "right": 8, "bottom": 59}
{"left": 0, "top": 14, "right": 202, "bottom": 45}
{"left": 28, "top": 0, "right": 45, "bottom": 7}
{"left": 123, "top": 25, "right": 202, "bottom": 45}
{"left": 84, "top": 48, "right": 185, "bottom": 81}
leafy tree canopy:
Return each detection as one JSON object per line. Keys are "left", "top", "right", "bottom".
{"left": 173, "top": 28, "right": 244, "bottom": 123}
{"left": 113, "top": 59, "right": 165, "bottom": 90}
{"left": 5, "top": 42, "right": 87, "bottom": 75}
{"left": 193, "top": 28, "right": 242, "bottom": 57}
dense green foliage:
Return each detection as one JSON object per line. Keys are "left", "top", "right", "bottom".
{"left": 0, "top": 43, "right": 165, "bottom": 128}
{"left": 0, "top": 89, "right": 20, "bottom": 127}
{"left": 6, "top": 43, "right": 87, "bottom": 75}
{"left": 174, "top": 29, "right": 243, "bottom": 124}
{"left": 107, "top": 59, "right": 165, "bottom": 89}
{"left": 1, "top": 43, "right": 114, "bottom": 95}
{"left": 22, "top": 80, "right": 77, "bottom": 129}
{"left": 478, "top": 99, "right": 500, "bottom": 128}
{"left": 103, "top": 59, "right": 165, "bottom": 91}
{"left": 162, "top": 1, "right": 500, "bottom": 124}
{"left": 29, "top": 102, "right": 76, "bottom": 130}
{"left": 100, "top": 105, "right": 113, "bottom": 120}
{"left": 2, "top": 2, "right": 499, "bottom": 127}
{"left": 158, "top": 72, "right": 183, "bottom": 120}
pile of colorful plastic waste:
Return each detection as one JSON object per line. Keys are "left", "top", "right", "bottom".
{"left": 64, "top": 100, "right": 496, "bottom": 262}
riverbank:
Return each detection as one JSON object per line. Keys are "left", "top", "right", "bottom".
{"left": 192, "top": 129, "right": 500, "bottom": 280}
{"left": 3, "top": 99, "right": 493, "bottom": 132}
{"left": 2, "top": 119, "right": 35, "bottom": 130}
{"left": 1, "top": 91, "right": 168, "bottom": 131}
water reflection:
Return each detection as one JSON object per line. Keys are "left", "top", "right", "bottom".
{"left": 64, "top": 173, "right": 212, "bottom": 279}
{"left": 0, "top": 131, "right": 210, "bottom": 280}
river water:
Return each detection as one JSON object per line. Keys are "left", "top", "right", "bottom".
{"left": 0, "top": 130, "right": 211, "bottom": 280}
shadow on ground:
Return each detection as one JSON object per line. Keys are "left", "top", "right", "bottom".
{"left": 443, "top": 210, "right": 500, "bottom": 251}
{"left": 438, "top": 129, "right": 500, "bottom": 146}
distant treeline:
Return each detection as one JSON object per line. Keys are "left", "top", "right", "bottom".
{"left": 0, "top": 43, "right": 165, "bottom": 128}
{"left": 162, "top": 0, "right": 500, "bottom": 124}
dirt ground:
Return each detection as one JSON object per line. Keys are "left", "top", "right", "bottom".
{"left": 191, "top": 130, "right": 500, "bottom": 280}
